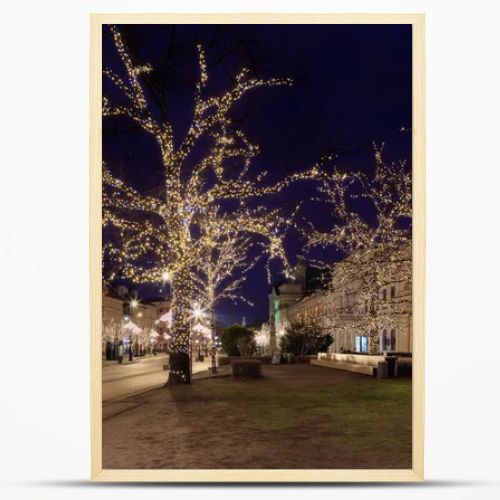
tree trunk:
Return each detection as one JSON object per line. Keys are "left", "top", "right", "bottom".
{"left": 166, "top": 265, "right": 192, "bottom": 385}
{"left": 167, "top": 351, "right": 190, "bottom": 385}
{"left": 369, "top": 328, "right": 379, "bottom": 355}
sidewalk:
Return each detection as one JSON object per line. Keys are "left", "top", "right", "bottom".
{"left": 102, "top": 353, "right": 164, "bottom": 367}
{"left": 102, "top": 356, "right": 223, "bottom": 403}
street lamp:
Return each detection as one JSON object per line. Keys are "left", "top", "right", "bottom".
{"left": 191, "top": 302, "right": 206, "bottom": 321}
{"left": 161, "top": 270, "right": 172, "bottom": 299}
{"left": 128, "top": 299, "right": 139, "bottom": 359}
{"left": 189, "top": 302, "right": 207, "bottom": 371}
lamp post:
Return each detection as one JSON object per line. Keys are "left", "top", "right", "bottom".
{"left": 129, "top": 298, "right": 139, "bottom": 360}
{"left": 209, "top": 312, "right": 217, "bottom": 374}
{"left": 190, "top": 302, "right": 207, "bottom": 375}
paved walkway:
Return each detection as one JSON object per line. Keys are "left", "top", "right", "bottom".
{"left": 102, "top": 354, "right": 213, "bottom": 402}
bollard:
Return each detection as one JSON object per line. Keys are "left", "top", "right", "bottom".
{"left": 377, "top": 361, "right": 388, "bottom": 379}
{"left": 385, "top": 356, "right": 396, "bottom": 377}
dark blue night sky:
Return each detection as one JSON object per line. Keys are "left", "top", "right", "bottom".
{"left": 103, "top": 24, "right": 412, "bottom": 325}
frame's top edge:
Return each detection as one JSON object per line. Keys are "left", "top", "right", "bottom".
{"left": 89, "top": 12, "right": 425, "bottom": 24}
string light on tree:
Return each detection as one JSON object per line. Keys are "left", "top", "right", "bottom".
{"left": 102, "top": 25, "right": 327, "bottom": 384}
{"left": 305, "top": 144, "right": 412, "bottom": 354}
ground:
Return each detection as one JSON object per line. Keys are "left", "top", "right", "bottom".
{"left": 102, "top": 363, "right": 412, "bottom": 469}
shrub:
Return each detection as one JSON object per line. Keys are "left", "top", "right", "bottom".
{"left": 231, "top": 359, "right": 262, "bottom": 378}
{"left": 219, "top": 355, "right": 272, "bottom": 365}
{"left": 221, "top": 324, "right": 255, "bottom": 356}
{"left": 279, "top": 320, "right": 333, "bottom": 355}
{"left": 294, "top": 355, "right": 315, "bottom": 364}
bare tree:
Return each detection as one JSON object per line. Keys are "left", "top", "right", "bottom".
{"left": 306, "top": 145, "right": 412, "bottom": 354}
{"left": 102, "top": 25, "right": 323, "bottom": 384}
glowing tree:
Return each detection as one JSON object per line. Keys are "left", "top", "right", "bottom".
{"left": 306, "top": 145, "right": 412, "bottom": 354}
{"left": 254, "top": 323, "right": 271, "bottom": 353}
{"left": 102, "top": 25, "right": 323, "bottom": 384}
{"left": 192, "top": 207, "right": 257, "bottom": 373}
{"left": 102, "top": 316, "right": 123, "bottom": 360}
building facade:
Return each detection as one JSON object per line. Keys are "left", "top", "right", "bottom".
{"left": 102, "top": 282, "right": 170, "bottom": 359}
{"left": 268, "top": 244, "right": 412, "bottom": 355}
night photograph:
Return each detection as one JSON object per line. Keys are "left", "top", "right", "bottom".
{"left": 100, "top": 22, "right": 413, "bottom": 470}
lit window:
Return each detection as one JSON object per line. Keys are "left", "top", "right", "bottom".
{"left": 355, "top": 336, "right": 368, "bottom": 353}
{"left": 380, "top": 328, "right": 397, "bottom": 351}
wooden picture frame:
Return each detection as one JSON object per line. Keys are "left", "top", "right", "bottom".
{"left": 90, "top": 12, "right": 425, "bottom": 482}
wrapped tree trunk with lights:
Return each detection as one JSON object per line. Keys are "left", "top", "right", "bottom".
{"left": 102, "top": 26, "right": 325, "bottom": 385}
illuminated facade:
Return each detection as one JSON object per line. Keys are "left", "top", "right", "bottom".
{"left": 268, "top": 245, "right": 412, "bottom": 354}
{"left": 102, "top": 282, "right": 170, "bottom": 359}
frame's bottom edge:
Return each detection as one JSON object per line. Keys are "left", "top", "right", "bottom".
{"left": 91, "top": 468, "right": 423, "bottom": 483}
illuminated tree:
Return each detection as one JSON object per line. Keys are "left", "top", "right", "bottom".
{"left": 103, "top": 316, "right": 122, "bottom": 343}
{"left": 192, "top": 207, "right": 257, "bottom": 372}
{"left": 102, "top": 316, "right": 123, "bottom": 360}
{"left": 307, "top": 145, "right": 412, "bottom": 354}
{"left": 254, "top": 323, "right": 271, "bottom": 353}
{"left": 102, "top": 25, "right": 323, "bottom": 384}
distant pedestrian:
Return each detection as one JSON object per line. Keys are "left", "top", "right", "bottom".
{"left": 117, "top": 341, "right": 124, "bottom": 364}
{"left": 129, "top": 344, "right": 133, "bottom": 362}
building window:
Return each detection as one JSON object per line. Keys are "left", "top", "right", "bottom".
{"left": 382, "top": 289, "right": 387, "bottom": 301}
{"left": 355, "top": 336, "right": 368, "bottom": 353}
{"left": 380, "top": 328, "right": 396, "bottom": 351}
{"left": 390, "top": 286, "right": 396, "bottom": 299}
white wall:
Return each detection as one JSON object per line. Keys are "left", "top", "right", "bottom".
{"left": 1, "top": 1, "right": 500, "bottom": 499}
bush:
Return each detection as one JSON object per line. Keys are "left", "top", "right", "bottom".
{"left": 218, "top": 355, "right": 272, "bottom": 365}
{"left": 231, "top": 359, "right": 262, "bottom": 378}
{"left": 221, "top": 324, "right": 255, "bottom": 356}
{"left": 294, "top": 355, "right": 315, "bottom": 364}
{"left": 280, "top": 329, "right": 333, "bottom": 356}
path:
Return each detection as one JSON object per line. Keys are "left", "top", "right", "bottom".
{"left": 102, "top": 354, "right": 211, "bottom": 402}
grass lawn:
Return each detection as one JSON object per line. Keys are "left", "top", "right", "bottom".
{"left": 102, "top": 364, "right": 412, "bottom": 469}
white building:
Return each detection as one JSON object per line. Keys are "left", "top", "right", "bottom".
{"left": 268, "top": 244, "right": 412, "bottom": 355}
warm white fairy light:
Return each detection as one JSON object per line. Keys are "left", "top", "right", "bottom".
{"left": 102, "top": 317, "right": 122, "bottom": 343}
{"left": 306, "top": 144, "right": 412, "bottom": 354}
{"left": 191, "top": 303, "right": 206, "bottom": 321}
{"left": 254, "top": 323, "right": 271, "bottom": 349}
{"left": 102, "top": 25, "right": 324, "bottom": 383}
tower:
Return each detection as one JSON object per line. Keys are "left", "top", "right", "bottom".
{"left": 294, "top": 257, "right": 307, "bottom": 287}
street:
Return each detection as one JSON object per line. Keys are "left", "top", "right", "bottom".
{"left": 102, "top": 354, "right": 211, "bottom": 402}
